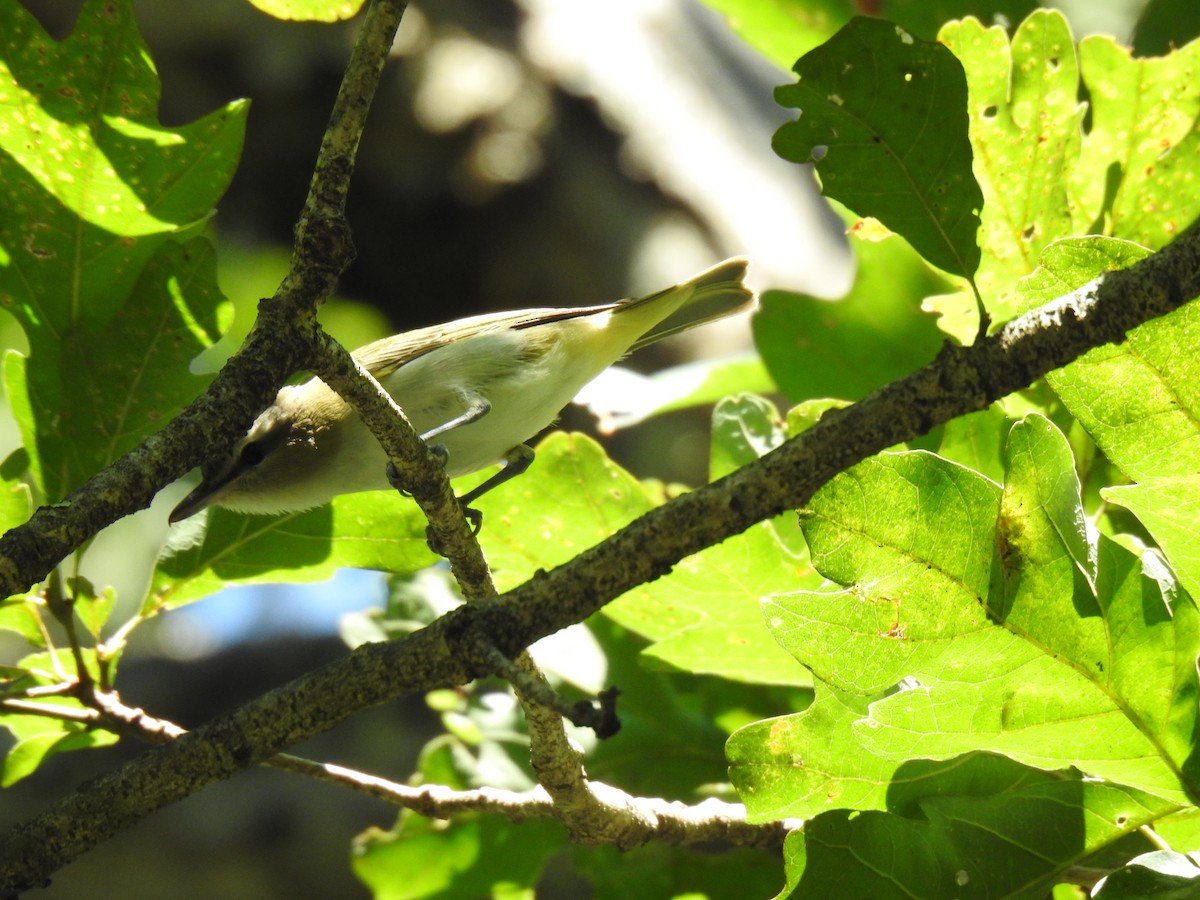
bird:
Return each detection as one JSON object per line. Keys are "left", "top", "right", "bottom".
{"left": 169, "top": 257, "right": 754, "bottom": 524}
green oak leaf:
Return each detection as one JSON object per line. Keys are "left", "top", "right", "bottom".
{"left": 1, "top": 648, "right": 118, "bottom": 784}
{"left": 0, "top": 449, "right": 33, "bottom": 533}
{"left": 67, "top": 577, "right": 117, "bottom": 642}
{"left": 6, "top": 239, "right": 230, "bottom": 498}
{"left": 1, "top": 704, "right": 118, "bottom": 786}
{"left": 1153, "top": 809, "right": 1200, "bottom": 855}
{"left": 352, "top": 813, "right": 562, "bottom": 900}
{"left": 248, "top": 0, "right": 365, "bottom": 21}
{"left": 0, "top": 0, "right": 245, "bottom": 343}
{"left": 1073, "top": 31, "right": 1200, "bottom": 249}
{"left": 769, "top": 758, "right": 1172, "bottom": 898}
{"left": 150, "top": 491, "right": 434, "bottom": 609}
{"left": 0, "top": 0, "right": 245, "bottom": 499}
{"left": 939, "top": 10, "right": 1082, "bottom": 326}
{"left": 0, "top": 600, "right": 45, "bottom": 647}
{"left": 734, "top": 418, "right": 1200, "bottom": 820}
{"left": 729, "top": 686, "right": 896, "bottom": 819}
{"left": 935, "top": 404, "right": 1012, "bottom": 484}
{"left": 698, "top": 0, "right": 1037, "bottom": 71}
{"left": 1104, "top": 478, "right": 1200, "bottom": 602}
{"left": 1018, "top": 237, "right": 1200, "bottom": 484}
{"left": 478, "top": 430, "right": 812, "bottom": 686}
{"left": 935, "top": 14, "right": 1200, "bottom": 335}
{"left": 774, "top": 17, "right": 983, "bottom": 282}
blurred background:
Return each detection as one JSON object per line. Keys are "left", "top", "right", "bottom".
{"left": 0, "top": 0, "right": 1177, "bottom": 897}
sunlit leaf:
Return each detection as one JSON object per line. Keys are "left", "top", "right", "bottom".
{"left": 479, "top": 431, "right": 813, "bottom": 685}
{"left": 0, "top": 649, "right": 118, "bottom": 783}
{"left": 774, "top": 18, "right": 982, "bottom": 281}
{"left": 247, "top": 0, "right": 366, "bottom": 22}
{"left": 0, "top": 449, "right": 32, "bottom": 532}
{"left": 933, "top": 16, "right": 1200, "bottom": 338}
{"left": 699, "top": 0, "right": 1037, "bottom": 71}
{"left": 1020, "top": 237, "right": 1200, "bottom": 483}
{"left": 150, "top": 492, "right": 434, "bottom": 608}
{"left": 7, "top": 239, "right": 229, "bottom": 498}
{"left": 1073, "top": 32, "right": 1200, "bottom": 248}
{"left": 0, "top": 710, "right": 117, "bottom": 786}
{"left": 935, "top": 404, "right": 1011, "bottom": 483}
{"left": 0, "top": 0, "right": 244, "bottom": 498}
{"left": 1104, "top": 478, "right": 1200, "bottom": 602}
{"left": 733, "top": 419, "right": 1200, "bottom": 828}
{"left": 939, "top": 11, "right": 1081, "bottom": 325}
{"left": 0, "top": 600, "right": 45, "bottom": 647}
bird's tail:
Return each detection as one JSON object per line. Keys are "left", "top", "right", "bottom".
{"left": 626, "top": 257, "right": 755, "bottom": 352}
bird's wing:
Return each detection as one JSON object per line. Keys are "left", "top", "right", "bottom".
{"left": 352, "top": 303, "right": 620, "bottom": 377}
{"left": 352, "top": 256, "right": 751, "bottom": 376}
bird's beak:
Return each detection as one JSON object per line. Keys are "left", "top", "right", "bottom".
{"left": 169, "top": 479, "right": 220, "bottom": 525}
{"left": 169, "top": 456, "right": 252, "bottom": 523}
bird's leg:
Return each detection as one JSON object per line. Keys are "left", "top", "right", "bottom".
{"left": 419, "top": 396, "right": 492, "bottom": 442}
{"left": 385, "top": 395, "right": 492, "bottom": 496}
{"left": 385, "top": 396, "right": 534, "bottom": 533}
{"left": 458, "top": 443, "right": 535, "bottom": 509}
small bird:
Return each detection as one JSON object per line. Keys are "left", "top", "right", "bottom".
{"left": 169, "top": 258, "right": 754, "bottom": 524}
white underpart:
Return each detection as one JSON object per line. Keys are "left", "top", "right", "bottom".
{"left": 382, "top": 316, "right": 620, "bottom": 476}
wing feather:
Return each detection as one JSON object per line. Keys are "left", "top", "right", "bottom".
{"left": 352, "top": 303, "right": 621, "bottom": 377}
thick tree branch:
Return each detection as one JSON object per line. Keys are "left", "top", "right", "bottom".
{"left": 463, "top": 224, "right": 1200, "bottom": 662}
{"left": 2, "top": 220, "right": 1197, "bottom": 895}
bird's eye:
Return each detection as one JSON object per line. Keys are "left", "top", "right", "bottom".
{"left": 239, "top": 441, "right": 266, "bottom": 467}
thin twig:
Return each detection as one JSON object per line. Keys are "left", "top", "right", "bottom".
{"left": 271, "top": 753, "right": 795, "bottom": 849}
{"left": 0, "top": 699, "right": 95, "bottom": 723}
